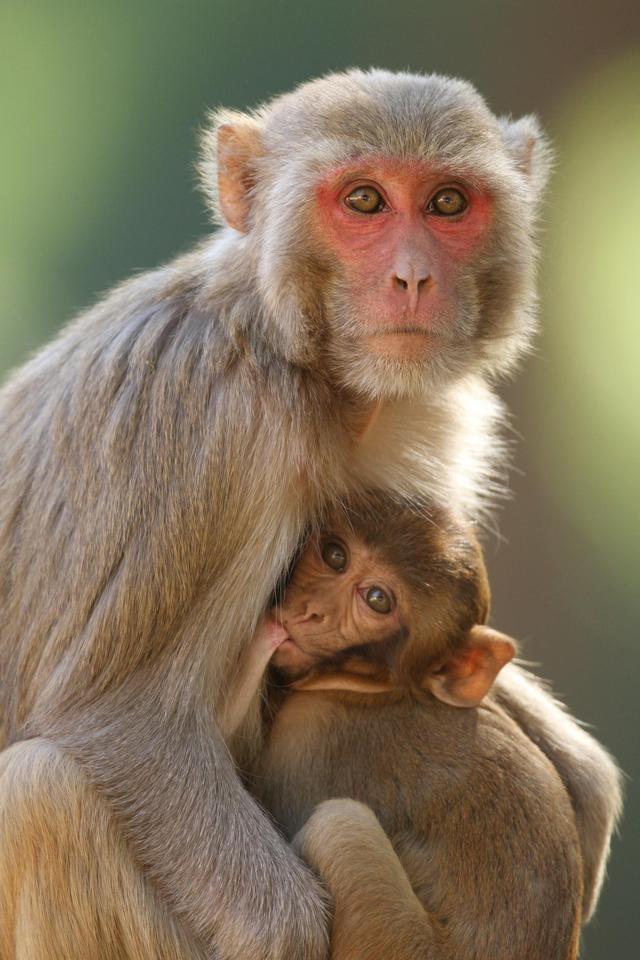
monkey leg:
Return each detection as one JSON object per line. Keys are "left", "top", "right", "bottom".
{"left": 0, "top": 738, "right": 206, "bottom": 960}
{"left": 293, "top": 799, "right": 444, "bottom": 960}
{"left": 493, "top": 663, "right": 623, "bottom": 921}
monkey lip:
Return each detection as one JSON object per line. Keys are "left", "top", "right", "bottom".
{"left": 271, "top": 634, "right": 316, "bottom": 668}
{"left": 368, "top": 325, "right": 449, "bottom": 340}
{"left": 364, "top": 327, "right": 451, "bottom": 360}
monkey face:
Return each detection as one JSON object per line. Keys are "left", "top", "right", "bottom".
{"left": 271, "top": 533, "right": 408, "bottom": 683}
{"left": 269, "top": 495, "right": 495, "bottom": 692}
{"left": 270, "top": 516, "right": 514, "bottom": 706}
{"left": 311, "top": 158, "right": 494, "bottom": 394}
{"left": 209, "top": 70, "right": 549, "bottom": 399}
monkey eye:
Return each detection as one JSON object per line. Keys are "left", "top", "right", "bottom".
{"left": 364, "top": 585, "right": 393, "bottom": 614}
{"left": 427, "top": 187, "right": 467, "bottom": 217}
{"left": 321, "top": 540, "right": 348, "bottom": 572}
{"left": 344, "top": 186, "right": 385, "bottom": 214}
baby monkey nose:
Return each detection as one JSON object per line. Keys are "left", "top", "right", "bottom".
{"left": 293, "top": 601, "right": 326, "bottom": 625}
{"left": 301, "top": 609, "right": 323, "bottom": 623}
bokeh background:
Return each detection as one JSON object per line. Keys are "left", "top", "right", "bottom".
{"left": 1, "top": 1, "right": 638, "bottom": 954}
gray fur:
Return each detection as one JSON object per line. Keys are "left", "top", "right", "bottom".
{"left": 0, "top": 70, "right": 551, "bottom": 957}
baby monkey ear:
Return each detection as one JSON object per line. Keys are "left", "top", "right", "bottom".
{"left": 200, "top": 110, "right": 264, "bottom": 232}
{"left": 424, "top": 626, "right": 516, "bottom": 708}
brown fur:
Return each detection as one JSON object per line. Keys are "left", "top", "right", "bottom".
{"left": 323, "top": 496, "right": 491, "bottom": 684}
{"left": 0, "top": 70, "right": 552, "bottom": 957}
{"left": 245, "top": 502, "right": 620, "bottom": 958}
{"left": 491, "top": 664, "right": 623, "bottom": 922}
{"left": 260, "top": 702, "right": 584, "bottom": 960}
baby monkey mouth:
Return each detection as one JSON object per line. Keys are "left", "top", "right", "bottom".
{"left": 269, "top": 619, "right": 351, "bottom": 683}
{"left": 273, "top": 636, "right": 300, "bottom": 655}
{"left": 272, "top": 631, "right": 325, "bottom": 661}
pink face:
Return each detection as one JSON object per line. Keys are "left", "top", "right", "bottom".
{"left": 315, "top": 158, "right": 493, "bottom": 361}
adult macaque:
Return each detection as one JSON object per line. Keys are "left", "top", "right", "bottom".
{"left": 226, "top": 496, "right": 620, "bottom": 960}
{"left": 1, "top": 68, "right": 567, "bottom": 957}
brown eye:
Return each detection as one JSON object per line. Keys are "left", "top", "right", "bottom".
{"left": 322, "top": 541, "right": 347, "bottom": 572}
{"left": 364, "top": 586, "right": 392, "bottom": 614}
{"left": 428, "top": 188, "right": 467, "bottom": 217}
{"left": 345, "top": 186, "right": 385, "bottom": 214}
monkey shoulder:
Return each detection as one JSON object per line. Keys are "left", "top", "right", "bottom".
{"left": 0, "top": 236, "right": 295, "bottom": 410}
{"left": 411, "top": 697, "right": 579, "bottom": 819}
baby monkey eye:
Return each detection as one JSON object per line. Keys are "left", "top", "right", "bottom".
{"left": 364, "top": 586, "right": 392, "bottom": 614}
{"left": 321, "top": 541, "right": 347, "bottom": 572}
{"left": 427, "top": 187, "right": 467, "bottom": 217}
{"left": 345, "top": 186, "right": 385, "bottom": 214}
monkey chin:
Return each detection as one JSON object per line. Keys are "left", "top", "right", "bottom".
{"left": 366, "top": 330, "right": 441, "bottom": 362}
{"left": 330, "top": 333, "right": 463, "bottom": 401}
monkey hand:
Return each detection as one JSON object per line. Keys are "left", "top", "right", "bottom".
{"left": 293, "top": 798, "right": 383, "bottom": 876}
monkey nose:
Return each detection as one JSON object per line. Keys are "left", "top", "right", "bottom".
{"left": 392, "top": 272, "right": 430, "bottom": 293}
{"left": 391, "top": 269, "right": 431, "bottom": 311}
{"left": 297, "top": 604, "right": 324, "bottom": 624}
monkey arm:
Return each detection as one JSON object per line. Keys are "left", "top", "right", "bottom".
{"left": 491, "top": 663, "right": 623, "bottom": 920}
{"left": 51, "top": 677, "right": 329, "bottom": 960}
{"left": 293, "top": 799, "right": 441, "bottom": 960}
{"left": 0, "top": 267, "right": 332, "bottom": 957}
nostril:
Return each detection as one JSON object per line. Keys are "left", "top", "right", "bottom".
{"left": 395, "top": 277, "right": 408, "bottom": 290}
{"left": 417, "top": 277, "right": 428, "bottom": 290}
{"left": 301, "top": 609, "right": 321, "bottom": 623}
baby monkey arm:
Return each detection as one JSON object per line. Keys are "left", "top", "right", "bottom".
{"left": 293, "top": 799, "right": 441, "bottom": 960}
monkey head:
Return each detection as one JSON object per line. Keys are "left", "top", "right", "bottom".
{"left": 271, "top": 495, "right": 514, "bottom": 708}
{"left": 201, "top": 69, "right": 551, "bottom": 399}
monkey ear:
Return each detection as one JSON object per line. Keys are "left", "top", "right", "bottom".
{"left": 199, "top": 111, "right": 264, "bottom": 232}
{"left": 423, "top": 626, "right": 515, "bottom": 708}
{"left": 499, "top": 115, "right": 553, "bottom": 197}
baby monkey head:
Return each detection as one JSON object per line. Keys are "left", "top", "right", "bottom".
{"left": 271, "top": 494, "right": 514, "bottom": 707}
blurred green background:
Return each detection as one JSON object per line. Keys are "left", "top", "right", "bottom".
{"left": 1, "top": 1, "right": 638, "bottom": 955}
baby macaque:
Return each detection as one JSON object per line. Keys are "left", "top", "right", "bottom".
{"left": 218, "top": 496, "right": 511, "bottom": 728}
{"left": 219, "top": 497, "right": 614, "bottom": 960}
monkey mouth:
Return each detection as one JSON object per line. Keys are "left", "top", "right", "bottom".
{"left": 275, "top": 637, "right": 299, "bottom": 654}
{"left": 271, "top": 629, "right": 336, "bottom": 667}
{"left": 366, "top": 326, "right": 458, "bottom": 343}
{"left": 358, "top": 328, "right": 452, "bottom": 364}
{"left": 270, "top": 634, "right": 309, "bottom": 666}
{"left": 376, "top": 326, "right": 436, "bottom": 336}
